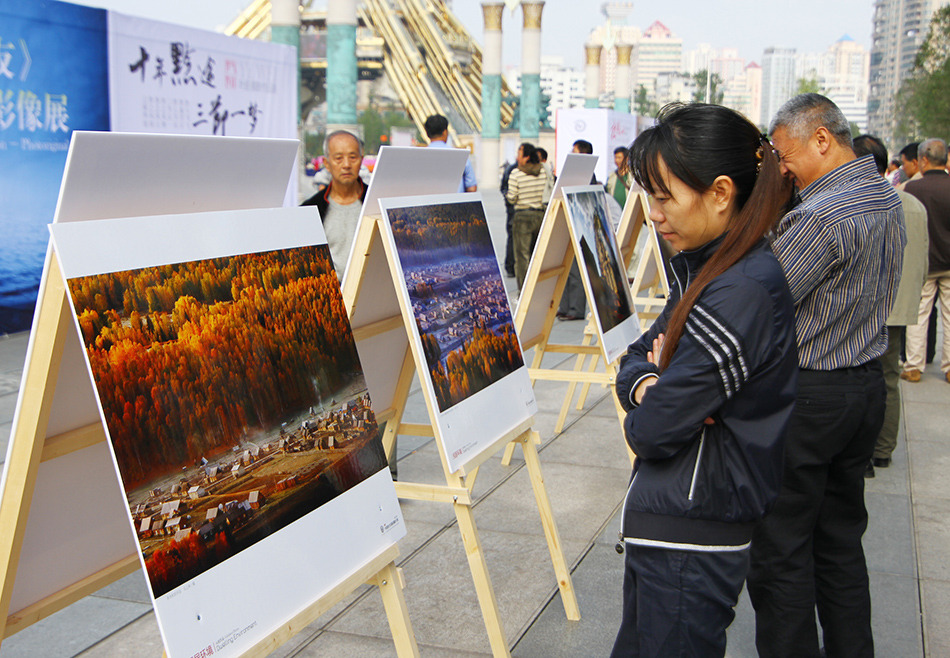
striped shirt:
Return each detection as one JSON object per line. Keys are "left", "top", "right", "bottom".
{"left": 506, "top": 166, "right": 548, "bottom": 210}
{"left": 771, "top": 154, "right": 905, "bottom": 370}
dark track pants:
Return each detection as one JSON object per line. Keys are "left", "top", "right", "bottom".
{"left": 748, "top": 362, "right": 885, "bottom": 658}
{"left": 610, "top": 543, "right": 749, "bottom": 657}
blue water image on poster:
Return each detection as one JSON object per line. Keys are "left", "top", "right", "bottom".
{"left": 0, "top": 0, "right": 109, "bottom": 334}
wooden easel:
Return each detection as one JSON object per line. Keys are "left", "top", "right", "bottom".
{"left": 507, "top": 195, "right": 639, "bottom": 466}
{"left": 553, "top": 190, "right": 652, "bottom": 425}
{"left": 342, "top": 210, "right": 580, "bottom": 658}
{"left": 0, "top": 246, "right": 420, "bottom": 656}
{"left": 621, "top": 192, "right": 671, "bottom": 332}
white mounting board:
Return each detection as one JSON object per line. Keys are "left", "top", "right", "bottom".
{"left": 1, "top": 130, "right": 299, "bottom": 630}
{"left": 53, "top": 131, "right": 299, "bottom": 224}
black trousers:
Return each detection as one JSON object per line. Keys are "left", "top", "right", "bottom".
{"left": 610, "top": 544, "right": 749, "bottom": 657}
{"left": 747, "top": 362, "right": 885, "bottom": 658}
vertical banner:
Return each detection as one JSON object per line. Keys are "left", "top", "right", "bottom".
{"left": 0, "top": 0, "right": 109, "bottom": 334}
{"left": 108, "top": 13, "right": 297, "bottom": 140}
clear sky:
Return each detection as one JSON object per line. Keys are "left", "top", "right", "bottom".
{"left": 70, "top": 0, "right": 876, "bottom": 70}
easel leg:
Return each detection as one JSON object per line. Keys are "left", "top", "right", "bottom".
{"left": 576, "top": 351, "right": 601, "bottom": 410}
{"left": 375, "top": 562, "right": 421, "bottom": 657}
{"left": 500, "top": 441, "right": 517, "bottom": 466}
{"left": 518, "top": 432, "right": 581, "bottom": 621}
{"left": 452, "top": 495, "right": 511, "bottom": 657}
{"left": 0, "top": 256, "right": 70, "bottom": 643}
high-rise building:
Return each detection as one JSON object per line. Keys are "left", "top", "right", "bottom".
{"left": 868, "top": 0, "right": 945, "bottom": 146}
{"left": 793, "top": 36, "right": 871, "bottom": 132}
{"left": 761, "top": 47, "right": 797, "bottom": 127}
{"left": 540, "top": 56, "right": 585, "bottom": 122}
{"left": 635, "top": 21, "right": 683, "bottom": 95}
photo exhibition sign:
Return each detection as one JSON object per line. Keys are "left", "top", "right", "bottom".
{"left": 0, "top": 0, "right": 297, "bottom": 335}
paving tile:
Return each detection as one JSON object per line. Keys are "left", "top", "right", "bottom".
{"left": 92, "top": 569, "right": 151, "bottom": 605}
{"left": 869, "top": 571, "right": 924, "bottom": 657}
{"left": 0, "top": 332, "right": 29, "bottom": 372}
{"left": 865, "top": 491, "right": 917, "bottom": 577}
{"left": 329, "top": 526, "right": 586, "bottom": 654}
{"left": 537, "top": 412, "right": 631, "bottom": 472}
{"left": 294, "top": 630, "right": 490, "bottom": 657}
{"left": 0, "top": 596, "right": 151, "bottom": 658}
{"left": 907, "top": 438, "right": 950, "bottom": 502}
{"left": 76, "top": 613, "right": 162, "bottom": 657}
{"left": 921, "top": 578, "right": 950, "bottom": 657}
{"left": 912, "top": 496, "right": 950, "bottom": 582}
{"left": 512, "top": 542, "right": 623, "bottom": 658}
{"left": 472, "top": 459, "right": 628, "bottom": 545}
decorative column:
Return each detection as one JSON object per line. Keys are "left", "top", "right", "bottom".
{"left": 585, "top": 43, "right": 602, "bottom": 108}
{"left": 481, "top": 3, "right": 504, "bottom": 187}
{"left": 614, "top": 43, "right": 633, "bottom": 113}
{"left": 271, "top": 0, "right": 301, "bottom": 122}
{"left": 326, "top": 0, "right": 358, "bottom": 133}
{"left": 519, "top": 1, "right": 544, "bottom": 140}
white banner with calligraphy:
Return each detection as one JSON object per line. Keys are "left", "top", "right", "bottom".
{"left": 108, "top": 12, "right": 297, "bottom": 140}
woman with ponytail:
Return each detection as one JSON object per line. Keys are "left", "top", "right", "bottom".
{"left": 611, "top": 103, "right": 799, "bottom": 657}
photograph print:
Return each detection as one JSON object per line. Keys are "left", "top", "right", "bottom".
{"left": 563, "top": 187, "right": 636, "bottom": 335}
{"left": 64, "top": 244, "right": 388, "bottom": 598}
{"left": 383, "top": 199, "right": 525, "bottom": 412}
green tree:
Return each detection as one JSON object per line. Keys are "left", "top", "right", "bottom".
{"left": 634, "top": 85, "right": 658, "bottom": 117}
{"left": 896, "top": 6, "right": 950, "bottom": 142}
{"left": 796, "top": 76, "right": 822, "bottom": 95}
{"left": 691, "top": 70, "right": 724, "bottom": 104}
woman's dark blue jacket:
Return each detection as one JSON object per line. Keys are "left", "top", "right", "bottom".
{"left": 615, "top": 235, "right": 798, "bottom": 551}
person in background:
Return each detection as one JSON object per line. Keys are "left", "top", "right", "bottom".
{"left": 424, "top": 114, "right": 477, "bottom": 193}
{"left": 747, "top": 94, "right": 904, "bottom": 658}
{"left": 507, "top": 142, "right": 549, "bottom": 289}
{"left": 902, "top": 137, "right": 950, "bottom": 385}
{"left": 896, "top": 141, "right": 921, "bottom": 190}
{"left": 500, "top": 157, "right": 518, "bottom": 277}
{"left": 851, "top": 135, "right": 928, "bottom": 478}
{"left": 606, "top": 146, "right": 633, "bottom": 210}
{"left": 301, "top": 130, "right": 367, "bottom": 274}
{"left": 612, "top": 102, "right": 797, "bottom": 657}
{"left": 886, "top": 158, "right": 902, "bottom": 186}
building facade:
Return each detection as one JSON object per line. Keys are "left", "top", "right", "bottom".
{"left": 868, "top": 0, "right": 945, "bottom": 146}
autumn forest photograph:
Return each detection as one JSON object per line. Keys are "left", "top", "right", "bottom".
{"left": 67, "top": 245, "right": 387, "bottom": 598}
{"left": 386, "top": 200, "right": 525, "bottom": 412}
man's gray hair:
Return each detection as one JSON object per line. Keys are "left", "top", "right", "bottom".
{"left": 324, "top": 130, "right": 364, "bottom": 156}
{"left": 918, "top": 137, "right": 949, "bottom": 167}
{"left": 769, "top": 93, "right": 853, "bottom": 150}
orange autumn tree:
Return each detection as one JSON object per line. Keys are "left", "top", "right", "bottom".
{"left": 68, "top": 246, "right": 363, "bottom": 487}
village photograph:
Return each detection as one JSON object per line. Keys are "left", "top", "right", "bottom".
{"left": 564, "top": 190, "right": 634, "bottom": 334}
{"left": 66, "top": 245, "right": 388, "bottom": 598}
{"left": 385, "top": 200, "right": 525, "bottom": 412}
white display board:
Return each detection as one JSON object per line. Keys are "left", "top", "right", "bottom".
{"left": 0, "top": 130, "right": 299, "bottom": 638}
{"left": 554, "top": 108, "right": 637, "bottom": 184}
{"left": 561, "top": 185, "right": 641, "bottom": 363}
{"left": 378, "top": 194, "right": 537, "bottom": 474}
{"left": 108, "top": 13, "right": 297, "bottom": 140}
{"left": 54, "top": 132, "right": 299, "bottom": 223}
{"left": 49, "top": 207, "right": 404, "bottom": 658}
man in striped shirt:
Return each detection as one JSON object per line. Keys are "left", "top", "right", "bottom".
{"left": 746, "top": 94, "right": 905, "bottom": 658}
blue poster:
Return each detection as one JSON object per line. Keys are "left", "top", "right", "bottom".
{"left": 0, "top": 0, "right": 109, "bottom": 334}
